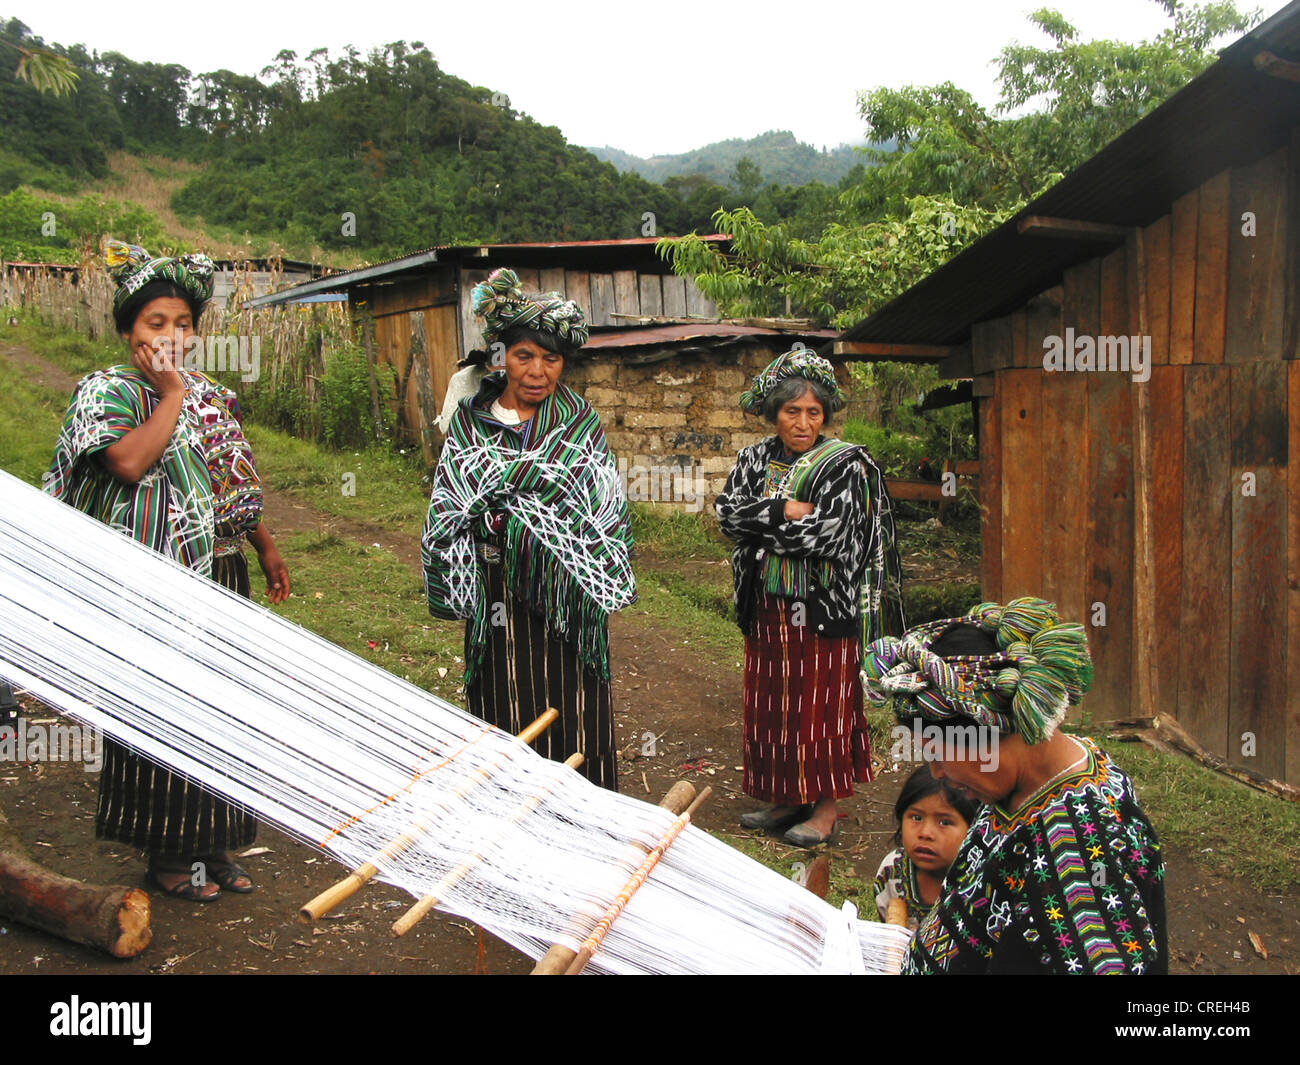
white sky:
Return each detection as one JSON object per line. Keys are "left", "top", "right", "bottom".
{"left": 20, "top": 0, "right": 1293, "bottom": 158}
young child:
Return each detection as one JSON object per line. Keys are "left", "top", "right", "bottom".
{"left": 873, "top": 763, "right": 978, "bottom": 927}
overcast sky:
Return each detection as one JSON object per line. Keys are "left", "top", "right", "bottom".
{"left": 19, "top": 0, "right": 1293, "bottom": 158}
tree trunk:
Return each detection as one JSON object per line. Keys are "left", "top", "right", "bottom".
{"left": 0, "top": 805, "right": 151, "bottom": 958}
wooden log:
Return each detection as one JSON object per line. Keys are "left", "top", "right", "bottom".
{"left": 0, "top": 806, "right": 150, "bottom": 958}
{"left": 531, "top": 779, "right": 697, "bottom": 974}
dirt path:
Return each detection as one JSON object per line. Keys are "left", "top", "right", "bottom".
{"left": 3, "top": 342, "right": 1295, "bottom": 975}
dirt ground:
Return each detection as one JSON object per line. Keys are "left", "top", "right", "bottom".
{"left": 1, "top": 345, "right": 1296, "bottom": 975}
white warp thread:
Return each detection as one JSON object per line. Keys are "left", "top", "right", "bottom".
{"left": 0, "top": 469, "right": 911, "bottom": 974}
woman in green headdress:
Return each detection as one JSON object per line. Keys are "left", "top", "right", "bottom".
{"left": 717, "top": 347, "right": 904, "bottom": 846}
{"left": 422, "top": 268, "right": 635, "bottom": 790}
{"left": 861, "top": 598, "right": 1168, "bottom": 974}
{"left": 45, "top": 241, "right": 290, "bottom": 901}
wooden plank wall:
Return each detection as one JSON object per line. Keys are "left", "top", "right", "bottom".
{"left": 972, "top": 142, "right": 1296, "bottom": 781}
{"left": 456, "top": 266, "right": 718, "bottom": 354}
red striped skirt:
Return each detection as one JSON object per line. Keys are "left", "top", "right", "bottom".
{"left": 742, "top": 592, "right": 873, "bottom": 804}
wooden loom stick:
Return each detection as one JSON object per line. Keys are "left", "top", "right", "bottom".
{"left": 391, "top": 751, "right": 586, "bottom": 936}
{"left": 531, "top": 779, "right": 698, "bottom": 975}
{"left": 563, "top": 786, "right": 713, "bottom": 975}
{"left": 300, "top": 708, "right": 559, "bottom": 921}
{"left": 885, "top": 897, "right": 909, "bottom": 927}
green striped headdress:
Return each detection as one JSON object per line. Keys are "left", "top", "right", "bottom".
{"left": 861, "top": 597, "right": 1094, "bottom": 744}
{"left": 471, "top": 268, "right": 589, "bottom": 349}
{"left": 106, "top": 240, "right": 215, "bottom": 331}
{"left": 739, "top": 346, "right": 846, "bottom": 415}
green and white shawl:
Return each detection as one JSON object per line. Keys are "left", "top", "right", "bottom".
{"left": 43, "top": 368, "right": 260, "bottom": 576}
{"left": 422, "top": 374, "right": 636, "bottom": 684}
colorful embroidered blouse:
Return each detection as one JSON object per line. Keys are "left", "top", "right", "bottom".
{"left": 904, "top": 738, "right": 1167, "bottom": 974}
{"left": 873, "top": 847, "right": 937, "bottom": 927}
{"left": 44, "top": 367, "right": 262, "bottom": 576}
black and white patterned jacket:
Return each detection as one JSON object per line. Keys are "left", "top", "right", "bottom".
{"left": 715, "top": 435, "right": 872, "bottom": 640}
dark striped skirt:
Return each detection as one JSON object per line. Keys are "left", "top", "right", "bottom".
{"left": 742, "top": 592, "right": 873, "bottom": 804}
{"left": 95, "top": 551, "right": 259, "bottom": 855}
{"left": 466, "top": 559, "right": 617, "bottom": 791}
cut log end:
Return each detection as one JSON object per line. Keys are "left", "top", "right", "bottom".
{"left": 110, "top": 888, "right": 152, "bottom": 958}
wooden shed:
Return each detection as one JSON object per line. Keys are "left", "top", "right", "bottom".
{"left": 248, "top": 238, "right": 727, "bottom": 463}
{"left": 834, "top": 3, "right": 1300, "bottom": 784}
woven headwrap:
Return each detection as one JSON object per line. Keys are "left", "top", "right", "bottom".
{"left": 107, "top": 240, "right": 215, "bottom": 330}
{"left": 739, "top": 346, "right": 846, "bottom": 415}
{"left": 861, "top": 597, "right": 1094, "bottom": 745}
{"left": 471, "top": 267, "right": 589, "bottom": 349}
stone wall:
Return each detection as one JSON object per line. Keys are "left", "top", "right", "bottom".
{"left": 562, "top": 341, "right": 851, "bottom": 514}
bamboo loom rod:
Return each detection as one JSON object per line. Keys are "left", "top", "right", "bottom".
{"left": 563, "top": 786, "right": 714, "bottom": 976}
{"left": 531, "top": 779, "right": 697, "bottom": 975}
{"left": 391, "top": 751, "right": 586, "bottom": 937}
{"left": 300, "top": 708, "right": 560, "bottom": 922}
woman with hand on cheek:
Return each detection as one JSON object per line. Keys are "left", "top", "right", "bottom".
{"left": 45, "top": 241, "right": 289, "bottom": 902}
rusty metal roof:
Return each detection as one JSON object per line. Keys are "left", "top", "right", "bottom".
{"left": 585, "top": 323, "right": 839, "bottom": 349}
{"left": 840, "top": 1, "right": 1300, "bottom": 348}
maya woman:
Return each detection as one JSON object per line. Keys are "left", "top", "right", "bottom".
{"left": 44, "top": 241, "right": 290, "bottom": 901}
{"left": 862, "top": 598, "right": 1167, "bottom": 974}
{"left": 422, "top": 269, "right": 636, "bottom": 790}
{"left": 716, "top": 347, "right": 903, "bottom": 846}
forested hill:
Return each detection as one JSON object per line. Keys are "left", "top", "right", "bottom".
{"left": 0, "top": 18, "right": 838, "bottom": 263}
{"left": 588, "top": 131, "right": 868, "bottom": 187}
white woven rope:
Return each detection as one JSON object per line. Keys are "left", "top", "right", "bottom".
{"left": 0, "top": 469, "right": 910, "bottom": 974}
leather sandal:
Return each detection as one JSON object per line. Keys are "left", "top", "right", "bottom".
{"left": 147, "top": 859, "right": 221, "bottom": 902}
{"left": 197, "top": 852, "right": 255, "bottom": 893}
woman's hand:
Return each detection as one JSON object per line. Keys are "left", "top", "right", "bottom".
{"left": 129, "top": 336, "right": 186, "bottom": 399}
{"left": 248, "top": 526, "right": 291, "bottom": 604}
{"left": 784, "top": 500, "right": 815, "bottom": 521}
{"left": 100, "top": 348, "right": 187, "bottom": 483}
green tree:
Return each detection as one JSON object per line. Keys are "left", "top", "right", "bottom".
{"left": 659, "top": 2, "right": 1258, "bottom": 329}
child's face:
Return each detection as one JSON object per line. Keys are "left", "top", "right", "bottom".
{"left": 902, "top": 793, "right": 969, "bottom": 875}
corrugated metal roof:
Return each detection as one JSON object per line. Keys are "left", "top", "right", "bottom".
{"left": 841, "top": 1, "right": 1300, "bottom": 347}
{"left": 244, "top": 236, "right": 730, "bottom": 310}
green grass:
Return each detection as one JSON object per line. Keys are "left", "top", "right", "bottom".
{"left": 0, "top": 349, "right": 69, "bottom": 486}
{"left": 710, "top": 830, "right": 876, "bottom": 913}
{"left": 243, "top": 424, "right": 431, "bottom": 533}
{"left": 630, "top": 501, "right": 729, "bottom": 560}
{"left": 265, "top": 531, "right": 467, "bottom": 703}
{"left": 2, "top": 315, "right": 123, "bottom": 379}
